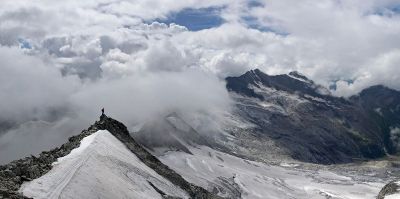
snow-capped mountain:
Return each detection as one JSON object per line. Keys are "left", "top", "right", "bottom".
{"left": 1, "top": 69, "right": 400, "bottom": 199}
{"left": 0, "top": 115, "right": 219, "bottom": 199}
{"left": 133, "top": 69, "right": 400, "bottom": 198}
{"left": 224, "top": 69, "right": 399, "bottom": 164}
{"left": 0, "top": 114, "right": 394, "bottom": 199}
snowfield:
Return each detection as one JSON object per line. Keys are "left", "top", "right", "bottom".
{"left": 16, "top": 128, "right": 390, "bottom": 199}
{"left": 159, "top": 146, "right": 385, "bottom": 199}
{"left": 19, "top": 130, "right": 189, "bottom": 199}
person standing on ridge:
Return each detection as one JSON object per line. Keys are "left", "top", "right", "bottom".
{"left": 101, "top": 108, "right": 104, "bottom": 115}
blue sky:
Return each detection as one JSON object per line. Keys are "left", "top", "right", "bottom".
{"left": 156, "top": 2, "right": 283, "bottom": 34}
{"left": 18, "top": 38, "right": 32, "bottom": 49}
{"left": 158, "top": 7, "right": 225, "bottom": 31}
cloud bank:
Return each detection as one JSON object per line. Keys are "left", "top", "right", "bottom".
{"left": 0, "top": 0, "right": 399, "bottom": 163}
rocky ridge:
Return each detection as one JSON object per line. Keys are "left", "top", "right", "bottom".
{"left": 96, "top": 114, "right": 220, "bottom": 199}
{"left": 0, "top": 120, "right": 97, "bottom": 199}
{"left": 0, "top": 114, "right": 221, "bottom": 199}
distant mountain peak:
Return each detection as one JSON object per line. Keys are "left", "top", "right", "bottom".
{"left": 241, "top": 69, "right": 263, "bottom": 84}
{"left": 226, "top": 69, "right": 331, "bottom": 100}
{"left": 359, "top": 85, "right": 399, "bottom": 96}
{"left": 225, "top": 69, "right": 400, "bottom": 164}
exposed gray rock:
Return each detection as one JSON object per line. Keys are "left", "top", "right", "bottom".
{"left": 377, "top": 180, "right": 400, "bottom": 199}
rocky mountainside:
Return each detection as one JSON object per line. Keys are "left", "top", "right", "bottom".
{"left": 351, "top": 85, "right": 400, "bottom": 154}
{"left": 133, "top": 69, "right": 400, "bottom": 165}
{"left": 0, "top": 114, "right": 221, "bottom": 199}
{"left": 224, "top": 69, "right": 399, "bottom": 164}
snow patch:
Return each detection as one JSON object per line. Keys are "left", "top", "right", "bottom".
{"left": 19, "top": 130, "right": 188, "bottom": 199}
{"left": 288, "top": 74, "right": 311, "bottom": 84}
{"left": 53, "top": 133, "right": 97, "bottom": 165}
{"left": 386, "top": 193, "right": 400, "bottom": 199}
{"left": 390, "top": 127, "right": 400, "bottom": 150}
{"left": 375, "top": 108, "right": 383, "bottom": 116}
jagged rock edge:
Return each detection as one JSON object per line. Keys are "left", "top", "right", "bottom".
{"left": 0, "top": 114, "right": 221, "bottom": 199}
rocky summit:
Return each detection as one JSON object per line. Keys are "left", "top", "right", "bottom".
{"left": 0, "top": 114, "right": 220, "bottom": 199}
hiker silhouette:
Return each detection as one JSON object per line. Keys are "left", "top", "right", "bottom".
{"left": 101, "top": 108, "right": 104, "bottom": 115}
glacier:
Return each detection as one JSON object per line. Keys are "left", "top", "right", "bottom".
{"left": 159, "top": 145, "right": 386, "bottom": 199}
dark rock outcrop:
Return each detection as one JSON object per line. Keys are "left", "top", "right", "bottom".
{"left": 0, "top": 114, "right": 221, "bottom": 199}
{"left": 351, "top": 85, "right": 400, "bottom": 154}
{"left": 377, "top": 180, "right": 400, "bottom": 199}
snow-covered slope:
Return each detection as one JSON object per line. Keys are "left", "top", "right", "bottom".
{"left": 159, "top": 146, "right": 386, "bottom": 199}
{"left": 386, "top": 193, "right": 400, "bottom": 199}
{"left": 19, "top": 130, "right": 188, "bottom": 199}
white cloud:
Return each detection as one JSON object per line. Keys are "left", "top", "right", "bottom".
{"left": 0, "top": 0, "right": 400, "bottom": 163}
{"left": 243, "top": 0, "right": 400, "bottom": 95}
{"left": 0, "top": 46, "right": 79, "bottom": 122}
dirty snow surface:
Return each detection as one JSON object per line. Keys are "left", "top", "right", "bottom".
{"left": 386, "top": 193, "right": 400, "bottom": 199}
{"left": 19, "top": 130, "right": 188, "bottom": 199}
{"left": 159, "top": 146, "right": 386, "bottom": 199}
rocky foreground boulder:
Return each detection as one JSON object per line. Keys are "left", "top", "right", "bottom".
{"left": 0, "top": 114, "right": 221, "bottom": 199}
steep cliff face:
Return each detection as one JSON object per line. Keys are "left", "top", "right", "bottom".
{"left": 0, "top": 114, "right": 220, "bottom": 199}
{"left": 351, "top": 85, "right": 400, "bottom": 154}
{"left": 225, "top": 69, "right": 399, "bottom": 164}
